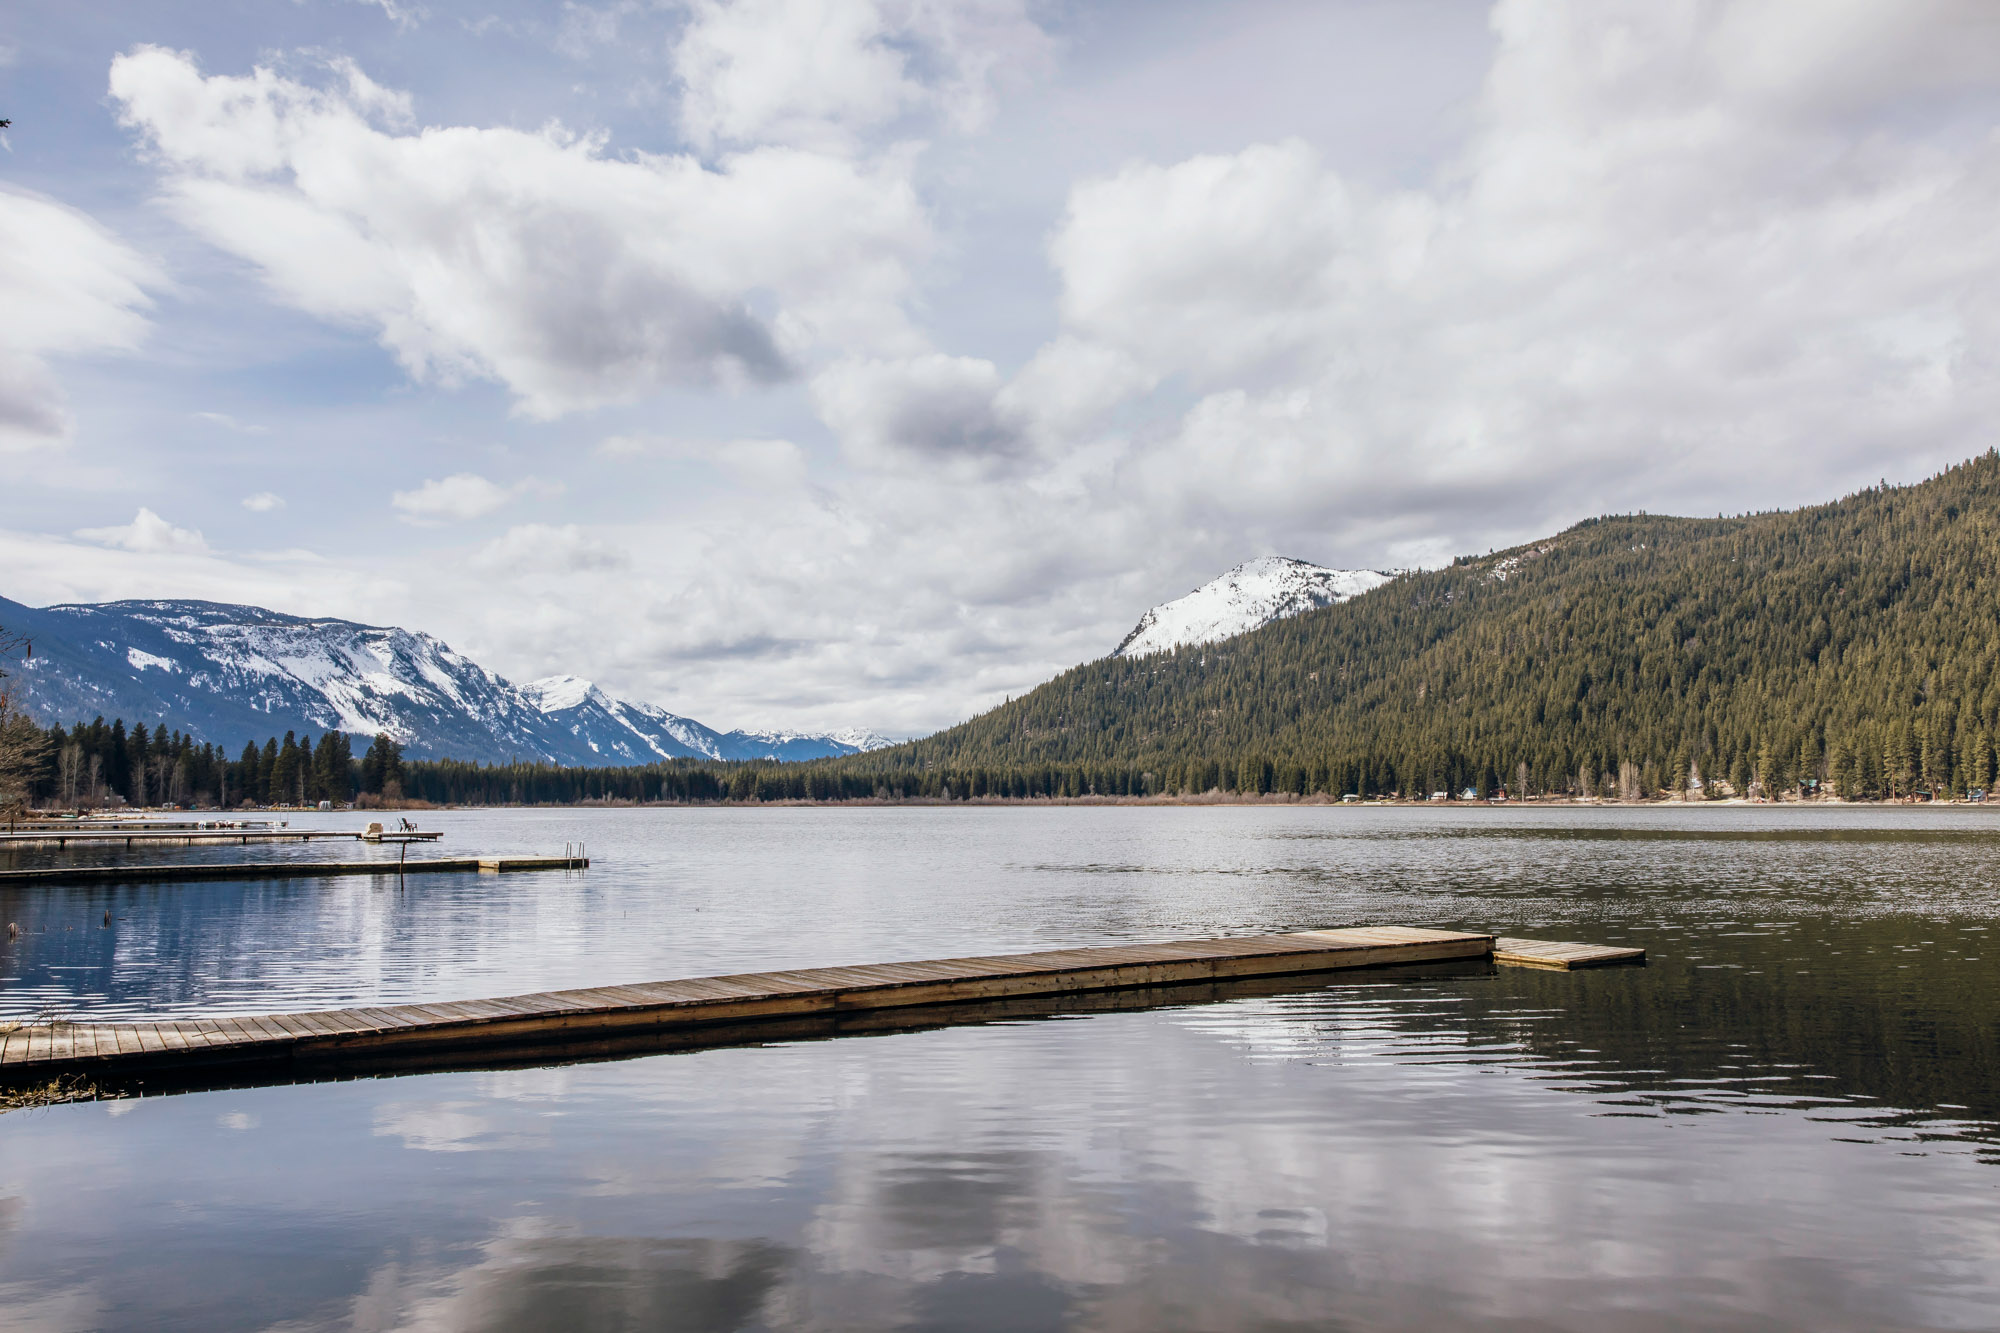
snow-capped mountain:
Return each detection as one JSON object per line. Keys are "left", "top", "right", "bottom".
{"left": 521, "top": 674, "right": 891, "bottom": 762}
{"left": 1114, "top": 557, "right": 1393, "bottom": 657}
{"left": 519, "top": 674, "right": 722, "bottom": 762}
{"left": 1, "top": 595, "right": 887, "bottom": 765}
{"left": 717, "top": 726, "right": 894, "bottom": 762}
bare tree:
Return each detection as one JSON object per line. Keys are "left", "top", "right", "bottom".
{"left": 0, "top": 627, "right": 51, "bottom": 823}
{"left": 58, "top": 743, "right": 82, "bottom": 809}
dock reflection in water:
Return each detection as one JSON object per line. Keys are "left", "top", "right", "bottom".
{"left": 1, "top": 805, "right": 1998, "bottom": 1331}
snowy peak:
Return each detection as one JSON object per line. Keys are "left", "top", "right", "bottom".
{"left": 518, "top": 674, "right": 605, "bottom": 714}
{"left": 1114, "top": 557, "right": 1393, "bottom": 657}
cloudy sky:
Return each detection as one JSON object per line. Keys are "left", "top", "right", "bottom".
{"left": 4, "top": 0, "right": 1999, "bottom": 736}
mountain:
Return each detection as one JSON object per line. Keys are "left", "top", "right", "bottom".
{"left": 0, "top": 597, "right": 885, "bottom": 765}
{"left": 714, "top": 726, "right": 894, "bottom": 762}
{"left": 520, "top": 674, "right": 891, "bottom": 763}
{"left": 1115, "top": 557, "right": 1393, "bottom": 656}
{"left": 850, "top": 454, "right": 2000, "bottom": 802}
{"left": 516, "top": 674, "right": 724, "bottom": 762}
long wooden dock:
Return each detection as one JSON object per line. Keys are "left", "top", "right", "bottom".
{"left": 0, "top": 927, "right": 1491, "bottom": 1084}
{"left": 0, "top": 829, "right": 440, "bottom": 848}
{"left": 0, "top": 856, "right": 587, "bottom": 887}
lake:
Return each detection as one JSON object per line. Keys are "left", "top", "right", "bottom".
{"left": 2, "top": 804, "right": 1997, "bottom": 1331}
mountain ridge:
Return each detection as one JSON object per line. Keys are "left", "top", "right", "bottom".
{"left": 0, "top": 595, "right": 888, "bottom": 765}
{"left": 837, "top": 453, "right": 2000, "bottom": 801}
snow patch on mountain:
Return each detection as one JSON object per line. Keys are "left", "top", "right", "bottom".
{"left": 519, "top": 674, "right": 597, "bottom": 713}
{"left": 1115, "top": 557, "right": 1393, "bottom": 657}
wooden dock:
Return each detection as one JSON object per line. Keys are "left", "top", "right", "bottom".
{"left": 0, "top": 927, "right": 1491, "bottom": 1084}
{"left": 0, "top": 829, "right": 440, "bottom": 848}
{"left": 1493, "top": 936, "right": 1646, "bottom": 969}
{"left": 0, "top": 856, "right": 587, "bottom": 888}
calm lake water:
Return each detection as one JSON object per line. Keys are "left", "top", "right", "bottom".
{"left": 2, "top": 805, "right": 1998, "bottom": 1331}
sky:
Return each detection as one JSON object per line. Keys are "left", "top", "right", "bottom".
{"left": 4, "top": 0, "right": 2000, "bottom": 738}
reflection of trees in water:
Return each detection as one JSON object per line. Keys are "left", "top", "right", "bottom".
{"left": 1417, "top": 918, "right": 2000, "bottom": 1148}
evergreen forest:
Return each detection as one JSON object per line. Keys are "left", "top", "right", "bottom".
{"left": 3, "top": 720, "right": 404, "bottom": 811}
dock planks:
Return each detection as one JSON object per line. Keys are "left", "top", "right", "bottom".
{"left": 0, "top": 856, "right": 587, "bottom": 888}
{"left": 1492, "top": 937, "right": 1646, "bottom": 969}
{"left": 1, "top": 927, "right": 1492, "bottom": 1083}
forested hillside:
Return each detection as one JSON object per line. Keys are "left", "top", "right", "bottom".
{"left": 849, "top": 453, "right": 2000, "bottom": 800}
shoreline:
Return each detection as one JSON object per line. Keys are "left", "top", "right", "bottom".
{"left": 17, "top": 794, "right": 1998, "bottom": 814}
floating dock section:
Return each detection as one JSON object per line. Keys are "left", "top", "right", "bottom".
{"left": 1493, "top": 936, "right": 1648, "bottom": 970}
{"left": 1, "top": 927, "right": 1494, "bottom": 1083}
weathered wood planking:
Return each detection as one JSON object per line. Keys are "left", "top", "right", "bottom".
{"left": 1493, "top": 937, "right": 1646, "bottom": 970}
{"left": 0, "top": 927, "right": 1489, "bottom": 1081}
{"left": 0, "top": 857, "right": 586, "bottom": 887}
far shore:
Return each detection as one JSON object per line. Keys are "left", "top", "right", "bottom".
{"left": 17, "top": 794, "right": 1997, "bottom": 815}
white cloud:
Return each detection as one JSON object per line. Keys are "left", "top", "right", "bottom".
{"left": 811, "top": 353, "right": 1020, "bottom": 465}
{"left": 390, "top": 473, "right": 553, "bottom": 523}
{"left": 1031, "top": 0, "right": 2000, "bottom": 548}
{"left": 711, "top": 437, "right": 810, "bottom": 488}
{"left": 994, "top": 336, "right": 1156, "bottom": 442}
{"left": 595, "top": 432, "right": 809, "bottom": 487}
{"left": 472, "top": 522, "right": 628, "bottom": 574}
{"left": 241, "top": 491, "right": 285, "bottom": 512}
{"left": 107, "top": 46, "right": 934, "bottom": 418}
{"left": 672, "top": 0, "right": 1053, "bottom": 153}
{"left": 0, "top": 187, "right": 159, "bottom": 451}
{"left": 1050, "top": 140, "right": 1372, "bottom": 383}
{"left": 73, "top": 508, "right": 210, "bottom": 554}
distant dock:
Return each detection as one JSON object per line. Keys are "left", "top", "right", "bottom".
{"left": 0, "top": 855, "right": 587, "bottom": 888}
{"left": 0, "top": 927, "right": 1642, "bottom": 1088}
{"left": 0, "top": 829, "right": 440, "bottom": 848}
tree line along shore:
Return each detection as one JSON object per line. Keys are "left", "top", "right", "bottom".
{"left": 0, "top": 723, "right": 1986, "bottom": 811}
